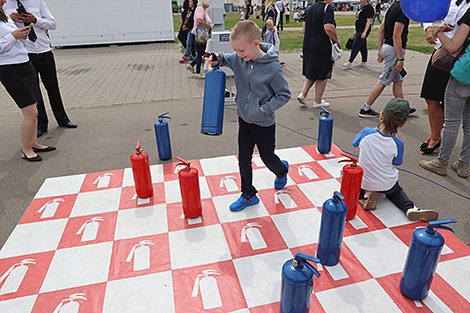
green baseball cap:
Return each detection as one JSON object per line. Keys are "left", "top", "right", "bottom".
{"left": 384, "top": 98, "right": 410, "bottom": 121}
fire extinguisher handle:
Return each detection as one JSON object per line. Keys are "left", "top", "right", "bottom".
{"left": 320, "top": 107, "right": 330, "bottom": 116}
{"left": 158, "top": 112, "right": 171, "bottom": 120}
{"left": 176, "top": 157, "right": 190, "bottom": 167}
{"left": 338, "top": 153, "right": 358, "bottom": 164}
{"left": 135, "top": 140, "right": 142, "bottom": 152}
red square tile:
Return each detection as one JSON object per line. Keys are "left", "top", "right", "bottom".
{"left": 79, "top": 169, "right": 124, "bottom": 192}
{"left": 172, "top": 260, "right": 247, "bottom": 313}
{"left": 302, "top": 144, "right": 343, "bottom": 161}
{"left": 108, "top": 233, "right": 171, "bottom": 281}
{"left": 205, "top": 173, "right": 241, "bottom": 197}
{"left": 32, "top": 283, "right": 106, "bottom": 313}
{"left": 57, "top": 212, "right": 117, "bottom": 249}
{"left": 163, "top": 159, "right": 204, "bottom": 181}
{"left": 19, "top": 194, "right": 77, "bottom": 224}
{"left": 118, "top": 183, "right": 166, "bottom": 210}
{"left": 288, "top": 162, "right": 335, "bottom": 184}
{"left": 167, "top": 199, "right": 220, "bottom": 232}
{"left": 343, "top": 203, "right": 387, "bottom": 237}
{"left": 222, "top": 217, "right": 288, "bottom": 259}
{"left": 258, "top": 186, "right": 316, "bottom": 215}
{"left": 0, "top": 252, "right": 54, "bottom": 301}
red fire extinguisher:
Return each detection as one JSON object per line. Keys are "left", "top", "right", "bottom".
{"left": 130, "top": 140, "right": 153, "bottom": 198}
{"left": 176, "top": 157, "right": 202, "bottom": 218}
{"left": 338, "top": 153, "right": 363, "bottom": 220}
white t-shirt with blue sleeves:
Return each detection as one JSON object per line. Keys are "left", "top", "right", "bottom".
{"left": 353, "top": 127, "right": 404, "bottom": 191}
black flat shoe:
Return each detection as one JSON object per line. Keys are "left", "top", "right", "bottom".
{"left": 420, "top": 142, "right": 428, "bottom": 150}
{"left": 422, "top": 141, "right": 441, "bottom": 154}
{"left": 59, "top": 121, "right": 78, "bottom": 128}
{"left": 21, "top": 151, "right": 42, "bottom": 162}
{"left": 32, "top": 146, "right": 56, "bottom": 152}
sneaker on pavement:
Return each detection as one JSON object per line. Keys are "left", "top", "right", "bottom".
{"left": 358, "top": 108, "right": 380, "bottom": 118}
{"left": 297, "top": 93, "right": 307, "bottom": 106}
{"left": 363, "top": 191, "right": 378, "bottom": 211}
{"left": 355, "top": 63, "right": 368, "bottom": 68}
{"left": 419, "top": 159, "right": 447, "bottom": 176}
{"left": 313, "top": 100, "right": 330, "bottom": 108}
{"left": 409, "top": 108, "right": 417, "bottom": 115}
{"left": 186, "top": 64, "right": 195, "bottom": 74}
{"left": 274, "top": 161, "right": 289, "bottom": 190}
{"left": 179, "top": 56, "right": 189, "bottom": 63}
{"left": 230, "top": 193, "right": 260, "bottom": 212}
{"left": 194, "top": 72, "right": 205, "bottom": 79}
{"left": 451, "top": 161, "right": 469, "bottom": 178}
{"left": 406, "top": 207, "right": 439, "bottom": 221}
{"left": 342, "top": 63, "right": 351, "bottom": 69}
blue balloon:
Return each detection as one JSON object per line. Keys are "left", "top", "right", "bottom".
{"left": 401, "top": 0, "right": 451, "bottom": 23}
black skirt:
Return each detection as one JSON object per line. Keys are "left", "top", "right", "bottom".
{"left": 0, "top": 61, "right": 41, "bottom": 108}
{"left": 420, "top": 50, "right": 451, "bottom": 102}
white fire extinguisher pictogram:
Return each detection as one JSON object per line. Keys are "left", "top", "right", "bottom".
{"left": 219, "top": 176, "right": 238, "bottom": 192}
{"left": 53, "top": 293, "right": 87, "bottom": 313}
{"left": 174, "top": 165, "right": 185, "bottom": 174}
{"left": 275, "top": 190, "right": 298, "bottom": 209}
{"left": 92, "top": 173, "right": 114, "bottom": 188}
{"left": 0, "top": 259, "right": 36, "bottom": 295}
{"left": 37, "top": 198, "right": 65, "bottom": 219}
{"left": 192, "top": 270, "right": 222, "bottom": 310}
{"left": 241, "top": 222, "right": 267, "bottom": 250}
{"left": 125, "top": 240, "right": 155, "bottom": 271}
{"left": 298, "top": 165, "right": 318, "bottom": 180}
{"left": 76, "top": 217, "right": 104, "bottom": 242}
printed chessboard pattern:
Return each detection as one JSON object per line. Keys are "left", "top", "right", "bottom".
{"left": 1, "top": 145, "right": 469, "bottom": 313}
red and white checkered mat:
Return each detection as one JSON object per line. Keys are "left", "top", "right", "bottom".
{"left": 1, "top": 145, "right": 469, "bottom": 312}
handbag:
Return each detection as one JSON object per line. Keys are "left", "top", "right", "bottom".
{"left": 323, "top": 4, "right": 343, "bottom": 61}
{"left": 346, "top": 37, "right": 354, "bottom": 49}
{"left": 195, "top": 24, "right": 210, "bottom": 45}
{"left": 450, "top": 44, "right": 470, "bottom": 85}
{"left": 431, "top": 36, "right": 470, "bottom": 72}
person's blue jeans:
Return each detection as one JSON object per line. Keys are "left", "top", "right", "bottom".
{"left": 348, "top": 28, "right": 371, "bottom": 63}
{"left": 190, "top": 43, "right": 206, "bottom": 74}
{"left": 372, "top": 13, "right": 382, "bottom": 26}
{"left": 184, "top": 32, "right": 195, "bottom": 58}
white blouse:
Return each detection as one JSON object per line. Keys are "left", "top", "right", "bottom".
{"left": 0, "top": 18, "right": 29, "bottom": 66}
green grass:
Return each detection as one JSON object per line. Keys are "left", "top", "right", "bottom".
{"left": 174, "top": 12, "right": 432, "bottom": 54}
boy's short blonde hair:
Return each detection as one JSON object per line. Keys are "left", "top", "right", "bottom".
{"left": 265, "top": 19, "right": 274, "bottom": 27}
{"left": 230, "top": 20, "right": 261, "bottom": 43}
{"left": 199, "top": 0, "right": 210, "bottom": 6}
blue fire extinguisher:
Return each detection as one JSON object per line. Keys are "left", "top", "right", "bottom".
{"left": 154, "top": 112, "right": 172, "bottom": 160}
{"left": 317, "top": 191, "right": 347, "bottom": 266}
{"left": 280, "top": 253, "right": 321, "bottom": 313}
{"left": 201, "top": 53, "right": 226, "bottom": 136}
{"left": 317, "top": 107, "right": 333, "bottom": 154}
{"left": 399, "top": 219, "right": 456, "bottom": 301}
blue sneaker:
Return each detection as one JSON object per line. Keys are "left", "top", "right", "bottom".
{"left": 230, "top": 194, "right": 260, "bottom": 212}
{"left": 274, "top": 161, "right": 289, "bottom": 190}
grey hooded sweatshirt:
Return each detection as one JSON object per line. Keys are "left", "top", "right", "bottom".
{"left": 218, "top": 43, "right": 291, "bottom": 127}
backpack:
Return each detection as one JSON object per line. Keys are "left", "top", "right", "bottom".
{"left": 451, "top": 44, "right": 470, "bottom": 85}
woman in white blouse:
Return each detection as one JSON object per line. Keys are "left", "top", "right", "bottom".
{"left": 0, "top": 0, "right": 53, "bottom": 162}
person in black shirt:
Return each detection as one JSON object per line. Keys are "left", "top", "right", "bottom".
{"left": 342, "top": 0, "right": 374, "bottom": 68}
{"left": 372, "top": 1, "right": 382, "bottom": 26}
{"left": 359, "top": 0, "right": 410, "bottom": 118}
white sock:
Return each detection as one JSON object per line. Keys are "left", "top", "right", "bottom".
{"left": 363, "top": 104, "right": 372, "bottom": 111}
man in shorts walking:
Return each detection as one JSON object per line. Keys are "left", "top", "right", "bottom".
{"left": 358, "top": 0, "right": 409, "bottom": 118}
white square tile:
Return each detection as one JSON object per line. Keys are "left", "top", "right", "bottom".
{"left": 0, "top": 295, "right": 37, "bottom": 313}
{"left": 271, "top": 209, "right": 322, "bottom": 248}
{"left": 40, "top": 242, "right": 113, "bottom": 293}
{"left": 114, "top": 204, "right": 168, "bottom": 240}
{"left": 317, "top": 158, "right": 344, "bottom": 178}
{"left": 0, "top": 219, "right": 67, "bottom": 258}
{"left": 102, "top": 271, "right": 174, "bottom": 313}
{"left": 315, "top": 279, "right": 401, "bottom": 312}
{"left": 368, "top": 197, "right": 414, "bottom": 228}
{"left": 122, "top": 165, "right": 165, "bottom": 187}
{"left": 343, "top": 229, "right": 409, "bottom": 277}
{"left": 34, "top": 174, "right": 86, "bottom": 198}
{"left": 212, "top": 194, "right": 269, "bottom": 223}
{"left": 437, "top": 256, "right": 470, "bottom": 300}
{"left": 200, "top": 155, "right": 239, "bottom": 176}
{"left": 233, "top": 250, "right": 292, "bottom": 308}
{"left": 70, "top": 188, "right": 121, "bottom": 217}
{"left": 298, "top": 179, "right": 341, "bottom": 207}
{"left": 169, "top": 224, "right": 231, "bottom": 270}
{"left": 275, "top": 147, "right": 315, "bottom": 165}
{"left": 164, "top": 177, "right": 211, "bottom": 204}
{"left": 252, "top": 168, "right": 294, "bottom": 190}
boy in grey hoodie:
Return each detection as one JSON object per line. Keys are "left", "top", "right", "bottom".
{"left": 210, "top": 20, "right": 291, "bottom": 212}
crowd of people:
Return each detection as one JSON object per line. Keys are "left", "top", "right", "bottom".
{"left": 0, "top": 0, "right": 76, "bottom": 162}
{"left": 175, "top": 0, "right": 469, "bottom": 216}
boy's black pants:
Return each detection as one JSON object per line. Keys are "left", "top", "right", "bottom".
{"left": 363, "top": 182, "right": 414, "bottom": 213}
{"left": 238, "top": 118, "right": 287, "bottom": 197}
